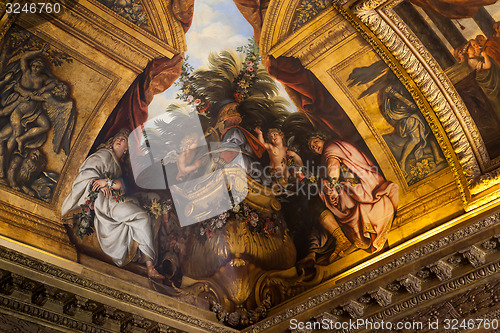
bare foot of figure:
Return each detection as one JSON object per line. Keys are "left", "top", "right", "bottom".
{"left": 147, "top": 266, "right": 165, "bottom": 279}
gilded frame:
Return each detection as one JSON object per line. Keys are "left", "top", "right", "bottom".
{"left": 342, "top": 0, "right": 500, "bottom": 210}
{"left": 261, "top": 0, "right": 500, "bottom": 211}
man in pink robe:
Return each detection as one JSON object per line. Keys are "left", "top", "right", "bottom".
{"left": 309, "top": 135, "right": 399, "bottom": 255}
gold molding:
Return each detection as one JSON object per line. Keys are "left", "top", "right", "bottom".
{"left": 263, "top": 0, "right": 500, "bottom": 210}
{"left": 346, "top": 0, "right": 500, "bottom": 209}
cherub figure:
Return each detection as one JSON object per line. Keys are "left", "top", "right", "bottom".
{"left": 176, "top": 133, "right": 202, "bottom": 181}
{"left": 254, "top": 127, "right": 302, "bottom": 180}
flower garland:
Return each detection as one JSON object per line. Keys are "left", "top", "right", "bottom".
{"left": 197, "top": 202, "right": 283, "bottom": 240}
{"left": 74, "top": 175, "right": 125, "bottom": 239}
{"left": 199, "top": 211, "right": 230, "bottom": 239}
{"left": 74, "top": 187, "right": 99, "bottom": 239}
{"left": 175, "top": 38, "right": 261, "bottom": 114}
{"left": 234, "top": 203, "right": 280, "bottom": 235}
{"left": 142, "top": 198, "right": 172, "bottom": 219}
{"left": 233, "top": 57, "right": 257, "bottom": 103}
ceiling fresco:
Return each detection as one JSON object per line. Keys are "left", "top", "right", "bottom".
{"left": 0, "top": 0, "right": 500, "bottom": 331}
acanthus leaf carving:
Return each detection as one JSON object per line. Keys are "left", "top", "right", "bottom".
{"left": 398, "top": 274, "right": 422, "bottom": 294}
{"left": 460, "top": 245, "right": 486, "bottom": 268}
{"left": 428, "top": 260, "right": 453, "bottom": 281}
{"left": 369, "top": 287, "right": 393, "bottom": 307}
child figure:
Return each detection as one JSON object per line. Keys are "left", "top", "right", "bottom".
{"left": 176, "top": 133, "right": 202, "bottom": 181}
{"left": 254, "top": 127, "right": 303, "bottom": 180}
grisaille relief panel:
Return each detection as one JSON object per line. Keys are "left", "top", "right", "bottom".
{"left": 346, "top": 57, "right": 447, "bottom": 186}
{"left": 0, "top": 25, "right": 113, "bottom": 202}
{"left": 261, "top": 1, "right": 462, "bottom": 244}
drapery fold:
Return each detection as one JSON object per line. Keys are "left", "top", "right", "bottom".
{"left": 267, "top": 56, "right": 361, "bottom": 143}
{"left": 232, "top": 0, "right": 271, "bottom": 41}
{"left": 92, "top": 0, "right": 194, "bottom": 149}
{"left": 172, "top": 0, "right": 195, "bottom": 32}
{"left": 94, "top": 54, "right": 184, "bottom": 149}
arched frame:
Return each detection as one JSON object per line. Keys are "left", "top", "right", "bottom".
{"left": 261, "top": 0, "right": 500, "bottom": 213}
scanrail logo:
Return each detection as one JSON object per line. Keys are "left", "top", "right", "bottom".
{"left": 289, "top": 318, "right": 500, "bottom": 331}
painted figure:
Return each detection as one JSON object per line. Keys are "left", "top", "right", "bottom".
{"left": 0, "top": 45, "right": 75, "bottom": 190}
{"left": 467, "top": 39, "right": 500, "bottom": 118}
{"left": 61, "top": 130, "right": 164, "bottom": 278}
{"left": 216, "top": 102, "right": 267, "bottom": 182}
{"left": 255, "top": 127, "right": 302, "bottom": 180}
{"left": 176, "top": 133, "right": 203, "bottom": 181}
{"left": 308, "top": 134, "right": 398, "bottom": 260}
{"left": 380, "top": 80, "right": 444, "bottom": 173}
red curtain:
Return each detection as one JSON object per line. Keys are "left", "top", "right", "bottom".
{"left": 96, "top": 54, "right": 184, "bottom": 145}
{"left": 267, "top": 56, "right": 360, "bottom": 143}
{"left": 410, "top": 0, "right": 497, "bottom": 19}
{"left": 93, "top": 1, "right": 194, "bottom": 149}
{"left": 172, "top": 0, "right": 195, "bottom": 32}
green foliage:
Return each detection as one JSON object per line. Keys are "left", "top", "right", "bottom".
{"left": 236, "top": 37, "right": 260, "bottom": 64}
{"left": 74, "top": 174, "right": 125, "bottom": 239}
{"left": 174, "top": 37, "right": 288, "bottom": 128}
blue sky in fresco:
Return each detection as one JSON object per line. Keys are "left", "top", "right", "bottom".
{"left": 148, "top": 1, "right": 500, "bottom": 119}
{"left": 148, "top": 0, "right": 296, "bottom": 119}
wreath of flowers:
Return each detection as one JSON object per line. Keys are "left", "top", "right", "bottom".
{"left": 74, "top": 174, "right": 125, "bottom": 239}
{"left": 175, "top": 38, "right": 260, "bottom": 114}
{"left": 174, "top": 57, "right": 210, "bottom": 114}
{"left": 197, "top": 202, "right": 284, "bottom": 241}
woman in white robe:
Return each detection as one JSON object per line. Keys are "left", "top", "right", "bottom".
{"left": 62, "top": 129, "right": 163, "bottom": 278}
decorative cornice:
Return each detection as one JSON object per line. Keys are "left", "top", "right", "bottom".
{"left": 0, "top": 7, "right": 18, "bottom": 41}
{"left": 334, "top": 3, "right": 473, "bottom": 206}
{"left": 392, "top": 183, "right": 459, "bottom": 228}
{"left": 360, "top": 260, "right": 500, "bottom": 328}
{"left": 0, "top": 202, "right": 70, "bottom": 246}
{"left": 347, "top": 0, "right": 500, "bottom": 208}
{"left": 0, "top": 292, "right": 112, "bottom": 332}
{"left": 0, "top": 247, "right": 234, "bottom": 333}
{"left": 28, "top": 1, "right": 179, "bottom": 73}
{"left": 245, "top": 212, "right": 500, "bottom": 331}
